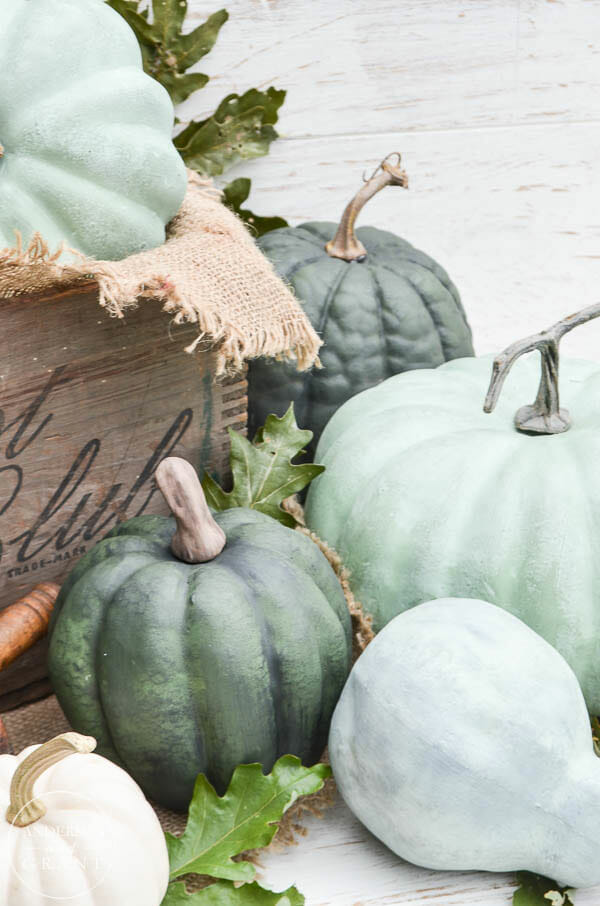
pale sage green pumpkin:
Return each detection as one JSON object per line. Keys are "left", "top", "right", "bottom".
{"left": 0, "top": 0, "right": 187, "bottom": 259}
{"left": 306, "top": 305, "right": 600, "bottom": 712}
{"left": 48, "top": 458, "right": 351, "bottom": 811}
{"left": 248, "top": 155, "right": 474, "bottom": 457}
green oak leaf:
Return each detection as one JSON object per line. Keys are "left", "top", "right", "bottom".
{"left": 106, "top": 0, "right": 153, "bottom": 36}
{"left": 151, "top": 0, "right": 187, "bottom": 43}
{"left": 159, "top": 71, "right": 211, "bottom": 105}
{"left": 513, "top": 873, "right": 575, "bottom": 906}
{"left": 202, "top": 405, "right": 324, "bottom": 527}
{"left": 223, "top": 179, "right": 288, "bottom": 237}
{"left": 162, "top": 881, "right": 304, "bottom": 906}
{"left": 106, "top": 1, "right": 228, "bottom": 104}
{"left": 107, "top": 0, "right": 289, "bottom": 222}
{"left": 174, "top": 88, "right": 286, "bottom": 177}
{"left": 107, "top": 0, "right": 148, "bottom": 16}
{"left": 166, "top": 755, "right": 330, "bottom": 882}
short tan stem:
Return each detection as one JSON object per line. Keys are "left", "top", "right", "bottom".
{"left": 6, "top": 733, "right": 96, "bottom": 828}
{"left": 325, "top": 153, "right": 408, "bottom": 261}
{"left": 156, "top": 457, "right": 226, "bottom": 563}
{"left": 0, "top": 145, "right": 4, "bottom": 159}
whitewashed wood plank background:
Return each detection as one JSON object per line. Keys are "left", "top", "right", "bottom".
{"left": 183, "top": 0, "right": 600, "bottom": 361}
{"left": 181, "top": 2, "right": 600, "bottom": 904}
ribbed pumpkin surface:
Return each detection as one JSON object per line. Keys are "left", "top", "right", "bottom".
{"left": 0, "top": 0, "right": 187, "bottom": 259}
{"left": 249, "top": 222, "right": 473, "bottom": 455}
{"left": 306, "top": 353, "right": 600, "bottom": 712}
{"left": 48, "top": 508, "right": 352, "bottom": 810}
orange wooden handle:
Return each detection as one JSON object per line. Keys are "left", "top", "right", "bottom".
{"left": 0, "top": 717, "right": 10, "bottom": 755}
{"left": 0, "top": 582, "right": 60, "bottom": 673}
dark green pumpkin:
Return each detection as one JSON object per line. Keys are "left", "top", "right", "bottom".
{"left": 249, "top": 155, "right": 474, "bottom": 457}
{"left": 48, "top": 460, "right": 351, "bottom": 811}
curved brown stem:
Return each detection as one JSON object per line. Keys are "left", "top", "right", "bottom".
{"left": 484, "top": 302, "right": 600, "bottom": 434}
{"left": 156, "top": 457, "right": 226, "bottom": 563}
{"left": 325, "top": 153, "right": 408, "bottom": 261}
{"left": 6, "top": 733, "right": 96, "bottom": 827}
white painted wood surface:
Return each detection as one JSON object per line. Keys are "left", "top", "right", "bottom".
{"left": 181, "top": 2, "right": 600, "bottom": 903}
{"left": 257, "top": 794, "right": 600, "bottom": 905}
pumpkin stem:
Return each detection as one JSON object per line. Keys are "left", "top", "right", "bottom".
{"left": 156, "top": 457, "right": 226, "bottom": 563}
{"left": 325, "top": 153, "right": 408, "bottom": 262}
{"left": 483, "top": 301, "right": 600, "bottom": 434}
{"left": 6, "top": 733, "right": 96, "bottom": 828}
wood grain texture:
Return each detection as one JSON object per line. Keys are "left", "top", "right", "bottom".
{"left": 0, "top": 640, "right": 51, "bottom": 712}
{"left": 260, "top": 796, "right": 518, "bottom": 905}
{"left": 0, "top": 677, "right": 53, "bottom": 713}
{"left": 180, "top": 0, "right": 600, "bottom": 367}
{"left": 0, "top": 287, "right": 247, "bottom": 702}
{"left": 259, "top": 794, "right": 600, "bottom": 905}
{"left": 228, "top": 124, "right": 600, "bottom": 364}
{"left": 183, "top": 0, "right": 600, "bottom": 137}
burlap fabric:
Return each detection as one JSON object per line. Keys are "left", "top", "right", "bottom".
{"left": 2, "top": 692, "right": 335, "bottom": 881}
{"left": 2, "top": 696, "right": 191, "bottom": 836}
{"left": 0, "top": 171, "right": 321, "bottom": 375}
{"left": 1, "top": 507, "right": 373, "bottom": 852}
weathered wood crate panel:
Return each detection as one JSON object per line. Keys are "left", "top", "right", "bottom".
{"left": 0, "top": 284, "right": 247, "bottom": 705}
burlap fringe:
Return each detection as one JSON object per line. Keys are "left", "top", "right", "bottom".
{"left": 284, "top": 495, "right": 374, "bottom": 662}
{"left": 0, "top": 173, "right": 321, "bottom": 375}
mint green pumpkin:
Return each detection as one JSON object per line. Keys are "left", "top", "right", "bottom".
{"left": 305, "top": 340, "right": 600, "bottom": 712}
{"left": 248, "top": 156, "right": 473, "bottom": 457}
{"left": 0, "top": 0, "right": 187, "bottom": 260}
{"left": 48, "top": 458, "right": 351, "bottom": 811}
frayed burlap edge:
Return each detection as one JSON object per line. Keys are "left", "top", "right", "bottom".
{"left": 0, "top": 173, "right": 322, "bottom": 375}
{"left": 284, "top": 495, "right": 374, "bottom": 662}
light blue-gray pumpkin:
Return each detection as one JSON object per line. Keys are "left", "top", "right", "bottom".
{"left": 330, "top": 598, "right": 600, "bottom": 888}
{"left": 248, "top": 156, "right": 473, "bottom": 458}
{"left": 48, "top": 458, "right": 351, "bottom": 811}
{"left": 0, "top": 0, "right": 187, "bottom": 260}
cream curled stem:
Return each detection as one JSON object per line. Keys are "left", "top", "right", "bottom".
{"left": 155, "top": 456, "right": 226, "bottom": 564}
{"left": 325, "top": 152, "right": 408, "bottom": 262}
{"left": 6, "top": 733, "right": 96, "bottom": 828}
{"left": 483, "top": 302, "right": 600, "bottom": 435}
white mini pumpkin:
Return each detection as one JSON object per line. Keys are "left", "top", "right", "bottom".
{"left": 0, "top": 733, "right": 169, "bottom": 905}
{"left": 0, "top": 0, "right": 187, "bottom": 260}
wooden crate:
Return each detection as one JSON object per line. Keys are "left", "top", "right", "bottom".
{"left": 0, "top": 283, "right": 247, "bottom": 708}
